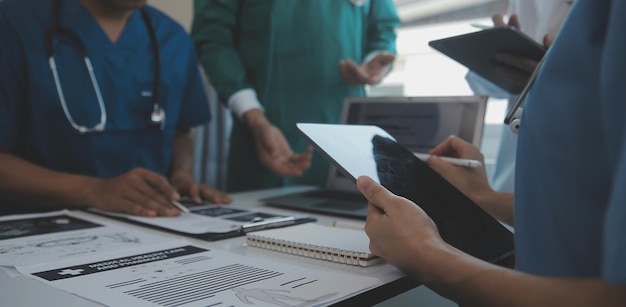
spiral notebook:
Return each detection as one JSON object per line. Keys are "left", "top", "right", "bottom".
{"left": 246, "top": 223, "right": 383, "bottom": 267}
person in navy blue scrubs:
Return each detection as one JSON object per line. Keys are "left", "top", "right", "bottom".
{"left": 0, "top": 0, "right": 231, "bottom": 217}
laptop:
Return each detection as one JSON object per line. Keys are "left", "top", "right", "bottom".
{"left": 294, "top": 123, "right": 514, "bottom": 263}
{"left": 261, "top": 95, "right": 488, "bottom": 219}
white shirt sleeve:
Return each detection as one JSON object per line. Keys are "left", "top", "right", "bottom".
{"left": 227, "top": 88, "right": 264, "bottom": 119}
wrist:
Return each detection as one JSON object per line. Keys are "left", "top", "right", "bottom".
{"left": 472, "top": 187, "right": 499, "bottom": 208}
{"left": 474, "top": 190, "right": 515, "bottom": 226}
{"left": 169, "top": 171, "right": 193, "bottom": 185}
{"left": 242, "top": 109, "right": 270, "bottom": 130}
{"left": 228, "top": 89, "right": 263, "bottom": 119}
{"left": 416, "top": 240, "right": 486, "bottom": 286}
{"left": 411, "top": 238, "right": 447, "bottom": 281}
{"left": 75, "top": 176, "right": 102, "bottom": 208}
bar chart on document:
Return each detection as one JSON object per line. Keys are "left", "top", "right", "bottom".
{"left": 17, "top": 240, "right": 379, "bottom": 306}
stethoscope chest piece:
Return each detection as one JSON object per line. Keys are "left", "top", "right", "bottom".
{"left": 150, "top": 104, "right": 165, "bottom": 129}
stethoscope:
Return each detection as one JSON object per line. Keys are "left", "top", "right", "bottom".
{"left": 45, "top": 0, "right": 164, "bottom": 133}
{"left": 503, "top": 55, "right": 546, "bottom": 134}
{"left": 504, "top": 0, "right": 575, "bottom": 133}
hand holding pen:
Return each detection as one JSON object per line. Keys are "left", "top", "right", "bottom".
{"left": 426, "top": 136, "right": 493, "bottom": 204}
{"left": 82, "top": 168, "right": 185, "bottom": 217}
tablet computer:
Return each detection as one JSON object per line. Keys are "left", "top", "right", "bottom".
{"left": 429, "top": 26, "right": 546, "bottom": 94}
{"left": 296, "top": 123, "right": 514, "bottom": 263}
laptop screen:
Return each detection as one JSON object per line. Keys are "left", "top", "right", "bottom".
{"left": 328, "top": 96, "right": 488, "bottom": 190}
{"left": 341, "top": 96, "right": 487, "bottom": 150}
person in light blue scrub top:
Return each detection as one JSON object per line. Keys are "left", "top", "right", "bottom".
{"left": 467, "top": 0, "right": 573, "bottom": 195}
{"left": 0, "top": 0, "right": 231, "bottom": 217}
{"left": 355, "top": 0, "right": 626, "bottom": 305}
{"left": 456, "top": 0, "right": 573, "bottom": 227}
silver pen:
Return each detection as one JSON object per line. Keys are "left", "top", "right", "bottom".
{"left": 171, "top": 200, "right": 191, "bottom": 213}
{"left": 240, "top": 216, "right": 296, "bottom": 233}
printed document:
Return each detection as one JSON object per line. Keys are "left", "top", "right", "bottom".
{"left": 17, "top": 241, "right": 380, "bottom": 306}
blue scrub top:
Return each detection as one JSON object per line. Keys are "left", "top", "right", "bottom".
{"left": 515, "top": 0, "right": 626, "bottom": 284}
{"left": 0, "top": 0, "right": 211, "bottom": 178}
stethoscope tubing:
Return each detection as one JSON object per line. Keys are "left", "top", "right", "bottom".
{"left": 46, "top": 0, "right": 163, "bottom": 133}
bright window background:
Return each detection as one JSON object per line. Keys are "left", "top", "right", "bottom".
{"left": 369, "top": 18, "right": 507, "bottom": 170}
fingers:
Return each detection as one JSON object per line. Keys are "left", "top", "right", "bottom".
{"left": 429, "top": 136, "right": 482, "bottom": 160}
{"left": 492, "top": 13, "right": 521, "bottom": 29}
{"left": 91, "top": 169, "right": 186, "bottom": 217}
{"left": 187, "top": 183, "right": 202, "bottom": 204}
{"left": 543, "top": 33, "right": 555, "bottom": 48}
{"left": 491, "top": 14, "right": 505, "bottom": 27}
{"left": 125, "top": 169, "right": 180, "bottom": 216}
{"left": 357, "top": 176, "right": 395, "bottom": 214}
{"left": 429, "top": 136, "right": 457, "bottom": 157}
{"left": 338, "top": 59, "right": 369, "bottom": 85}
{"left": 254, "top": 125, "right": 304, "bottom": 176}
{"left": 508, "top": 14, "right": 521, "bottom": 29}
{"left": 114, "top": 198, "right": 159, "bottom": 217}
{"left": 363, "top": 53, "right": 395, "bottom": 85}
{"left": 375, "top": 53, "right": 396, "bottom": 66}
{"left": 289, "top": 146, "right": 313, "bottom": 170}
{"left": 426, "top": 155, "right": 466, "bottom": 178}
{"left": 256, "top": 128, "right": 313, "bottom": 177}
{"left": 139, "top": 169, "right": 180, "bottom": 200}
{"left": 494, "top": 53, "right": 540, "bottom": 75}
{"left": 261, "top": 151, "right": 307, "bottom": 177}
{"left": 199, "top": 186, "right": 233, "bottom": 204}
{"left": 495, "top": 66, "right": 533, "bottom": 88}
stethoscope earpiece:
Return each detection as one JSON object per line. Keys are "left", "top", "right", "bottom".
{"left": 510, "top": 118, "right": 521, "bottom": 134}
{"left": 508, "top": 107, "right": 523, "bottom": 134}
{"left": 503, "top": 53, "right": 549, "bottom": 135}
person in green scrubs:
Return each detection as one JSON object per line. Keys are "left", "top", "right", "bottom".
{"left": 192, "top": 0, "right": 400, "bottom": 192}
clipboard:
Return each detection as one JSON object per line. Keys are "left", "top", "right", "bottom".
{"left": 88, "top": 203, "right": 317, "bottom": 242}
{"left": 295, "top": 123, "right": 515, "bottom": 264}
{"left": 429, "top": 26, "right": 546, "bottom": 94}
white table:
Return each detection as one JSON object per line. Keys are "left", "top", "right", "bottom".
{"left": 0, "top": 186, "right": 418, "bottom": 306}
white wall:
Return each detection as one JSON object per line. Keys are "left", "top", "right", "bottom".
{"left": 149, "top": 0, "right": 193, "bottom": 32}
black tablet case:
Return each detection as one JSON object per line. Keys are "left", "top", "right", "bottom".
{"left": 429, "top": 26, "right": 545, "bottom": 94}
{"left": 296, "top": 123, "right": 515, "bottom": 263}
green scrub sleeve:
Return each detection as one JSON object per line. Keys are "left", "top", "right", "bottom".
{"left": 191, "top": 0, "right": 251, "bottom": 105}
{"left": 365, "top": 0, "right": 400, "bottom": 57}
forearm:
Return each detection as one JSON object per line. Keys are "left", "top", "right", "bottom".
{"left": 365, "top": 0, "right": 399, "bottom": 54}
{"left": 475, "top": 191, "right": 515, "bottom": 226}
{"left": 242, "top": 108, "right": 271, "bottom": 130}
{"left": 168, "top": 130, "right": 195, "bottom": 181}
{"left": 418, "top": 244, "right": 626, "bottom": 306}
{"left": 191, "top": 0, "right": 249, "bottom": 104}
{"left": 0, "top": 152, "right": 98, "bottom": 208}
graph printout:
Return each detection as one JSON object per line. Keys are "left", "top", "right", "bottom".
{"left": 0, "top": 210, "right": 166, "bottom": 267}
{"left": 17, "top": 241, "right": 380, "bottom": 306}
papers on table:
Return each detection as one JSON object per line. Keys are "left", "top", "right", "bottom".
{"left": 18, "top": 241, "right": 379, "bottom": 306}
{"left": 1, "top": 210, "right": 380, "bottom": 306}
{"left": 91, "top": 203, "right": 306, "bottom": 235}
{"left": 0, "top": 210, "right": 166, "bottom": 267}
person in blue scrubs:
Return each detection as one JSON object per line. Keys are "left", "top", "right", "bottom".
{"left": 357, "top": 0, "right": 626, "bottom": 305}
{"left": 0, "top": 0, "right": 231, "bottom": 217}
{"left": 466, "top": 0, "right": 573, "bottom": 198}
